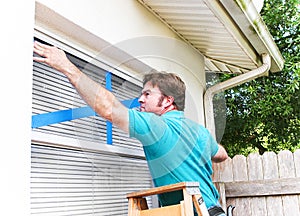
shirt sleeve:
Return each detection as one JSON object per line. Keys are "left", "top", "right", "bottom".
{"left": 128, "top": 109, "right": 167, "bottom": 146}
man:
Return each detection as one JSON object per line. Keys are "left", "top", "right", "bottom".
{"left": 33, "top": 41, "right": 228, "bottom": 216}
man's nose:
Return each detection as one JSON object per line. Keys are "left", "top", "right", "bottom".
{"left": 138, "top": 95, "right": 144, "bottom": 103}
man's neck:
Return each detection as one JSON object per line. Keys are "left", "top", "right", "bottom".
{"left": 160, "top": 104, "right": 177, "bottom": 115}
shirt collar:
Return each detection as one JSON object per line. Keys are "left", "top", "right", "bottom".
{"left": 162, "top": 110, "right": 184, "bottom": 118}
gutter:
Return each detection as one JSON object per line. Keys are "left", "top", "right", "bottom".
{"left": 219, "top": 0, "right": 284, "bottom": 72}
{"left": 204, "top": 53, "right": 271, "bottom": 139}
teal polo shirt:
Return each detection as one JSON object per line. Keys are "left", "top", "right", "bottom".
{"left": 128, "top": 109, "right": 220, "bottom": 209}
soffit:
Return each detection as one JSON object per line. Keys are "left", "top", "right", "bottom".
{"left": 137, "top": 0, "right": 283, "bottom": 74}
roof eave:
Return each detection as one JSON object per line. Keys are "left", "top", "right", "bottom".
{"left": 219, "top": 0, "right": 284, "bottom": 72}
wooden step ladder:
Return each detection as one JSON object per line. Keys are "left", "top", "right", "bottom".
{"left": 127, "top": 182, "right": 209, "bottom": 216}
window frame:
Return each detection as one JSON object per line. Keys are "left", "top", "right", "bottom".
{"left": 32, "top": 29, "right": 145, "bottom": 158}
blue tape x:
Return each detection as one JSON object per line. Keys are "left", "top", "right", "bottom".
{"left": 31, "top": 72, "right": 140, "bottom": 145}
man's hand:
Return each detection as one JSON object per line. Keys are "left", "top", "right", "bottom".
{"left": 33, "top": 41, "right": 75, "bottom": 76}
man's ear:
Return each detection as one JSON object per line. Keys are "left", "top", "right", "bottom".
{"left": 164, "top": 95, "right": 175, "bottom": 107}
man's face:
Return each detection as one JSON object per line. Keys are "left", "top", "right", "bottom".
{"left": 138, "top": 82, "right": 166, "bottom": 115}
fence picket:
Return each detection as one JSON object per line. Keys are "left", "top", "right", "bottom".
{"left": 247, "top": 153, "right": 267, "bottom": 215}
{"left": 278, "top": 150, "right": 295, "bottom": 178}
{"left": 262, "top": 151, "right": 279, "bottom": 179}
{"left": 218, "top": 158, "right": 234, "bottom": 211}
{"left": 263, "top": 152, "right": 283, "bottom": 215}
{"left": 219, "top": 157, "right": 233, "bottom": 182}
{"left": 232, "top": 155, "right": 248, "bottom": 181}
{"left": 282, "top": 196, "right": 300, "bottom": 216}
{"left": 247, "top": 153, "right": 263, "bottom": 180}
{"left": 294, "top": 149, "right": 300, "bottom": 177}
{"left": 265, "top": 195, "right": 283, "bottom": 216}
{"left": 295, "top": 150, "right": 300, "bottom": 216}
{"left": 278, "top": 151, "right": 299, "bottom": 216}
{"left": 232, "top": 155, "right": 252, "bottom": 215}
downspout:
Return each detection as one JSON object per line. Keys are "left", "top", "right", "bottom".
{"left": 204, "top": 53, "right": 271, "bottom": 140}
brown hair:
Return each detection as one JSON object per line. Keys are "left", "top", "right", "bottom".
{"left": 143, "top": 71, "right": 186, "bottom": 111}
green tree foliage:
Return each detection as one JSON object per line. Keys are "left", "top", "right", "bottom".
{"left": 219, "top": 0, "right": 300, "bottom": 157}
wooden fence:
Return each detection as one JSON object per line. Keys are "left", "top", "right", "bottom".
{"left": 212, "top": 150, "right": 300, "bottom": 216}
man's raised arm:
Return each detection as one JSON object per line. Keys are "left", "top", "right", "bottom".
{"left": 33, "top": 42, "right": 129, "bottom": 133}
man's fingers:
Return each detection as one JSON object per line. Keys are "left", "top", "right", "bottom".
{"left": 33, "top": 56, "right": 46, "bottom": 63}
{"left": 33, "top": 48, "right": 44, "bottom": 57}
{"left": 34, "top": 41, "right": 49, "bottom": 50}
{"left": 33, "top": 41, "right": 53, "bottom": 57}
{"left": 33, "top": 42, "right": 46, "bottom": 57}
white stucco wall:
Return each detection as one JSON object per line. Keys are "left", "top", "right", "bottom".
{"left": 35, "top": 0, "right": 206, "bottom": 124}
{"left": 1, "top": 1, "right": 34, "bottom": 215}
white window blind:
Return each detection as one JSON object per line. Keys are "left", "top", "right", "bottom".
{"left": 31, "top": 39, "right": 153, "bottom": 215}
{"left": 32, "top": 39, "right": 143, "bottom": 150}
{"left": 31, "top": 144, "right": 152, "bottom": 216}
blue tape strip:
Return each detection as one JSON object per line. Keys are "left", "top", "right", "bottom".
{"left": 31, "top": 98, "right": 139, "bottom": 129}
{"left": 105, "top": 72, "right": 113, "bottom": 145}
{"left": 121, "top": 98, "right": 140, "bottom": 108}
{"left": 106, "top": 122, "right": 113, "bottom": 145}
{"left": 31, "top": 106, "right": 95, "bottom": 129}
{"left": 105, "top": 72, "right": 112, "bottom": 91}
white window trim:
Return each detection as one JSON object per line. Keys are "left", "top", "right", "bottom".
{"left": 32, "top": 131, "right": 145, "bottom": 158}
{"left": 34, "top": 27, "right": 144, "bottom": 87}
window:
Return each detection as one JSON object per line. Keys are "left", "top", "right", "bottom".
{"left": 31, "top": 37, "right": 153, "bottom": 216}
{"left": 32, "top": 38, "right": 143, "bottom": 150}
